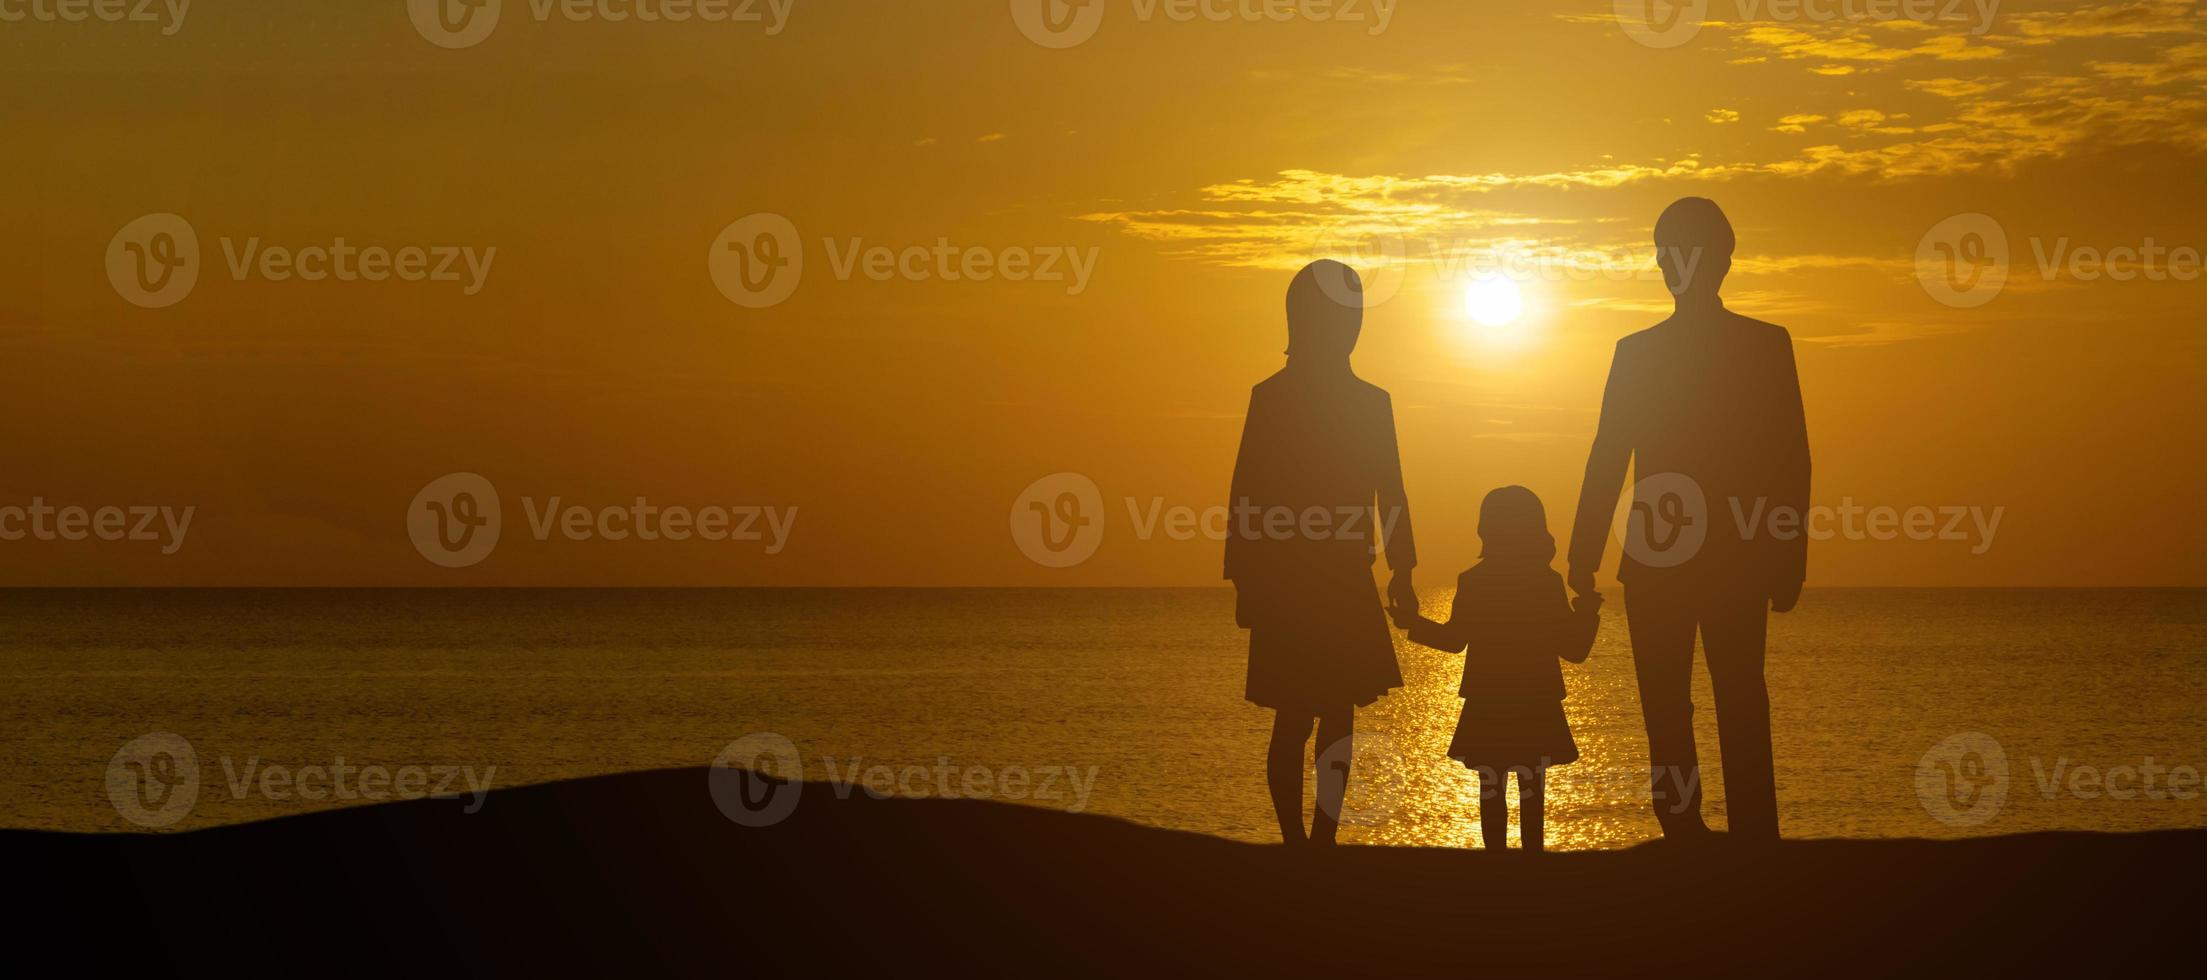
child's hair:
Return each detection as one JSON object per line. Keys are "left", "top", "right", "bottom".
{"left": 1477, "top": 485, "right": 1556, "bottom": 564}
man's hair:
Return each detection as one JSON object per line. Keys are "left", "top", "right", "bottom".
{"left": 1653, "top": 197, "right": 1736, "bottom": 258}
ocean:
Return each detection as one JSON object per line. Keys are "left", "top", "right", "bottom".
{"left": 6, "top": 588, "right": 2204, "bottom": 849}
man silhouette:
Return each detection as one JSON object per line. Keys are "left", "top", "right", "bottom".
{"left": 1567, "top": 198, "right": 1810, "bottom": 842}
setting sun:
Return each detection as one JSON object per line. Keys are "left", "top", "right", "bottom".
{"left": 1464, "top": 274, "right": 1528, "bottom": 331}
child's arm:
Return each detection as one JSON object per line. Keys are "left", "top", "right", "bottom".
{"left": 1558, "top": 591, "right": 1602, "bottom": 664}
{"left": 1397, "top": 609, "right": 1471, "bottom": 653}
{"left": 1390, "top": 575, "right": 1477, "bottom": 653}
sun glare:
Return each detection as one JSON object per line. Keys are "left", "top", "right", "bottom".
{"left": 1463, "top": 275, "right": 1529, "bottom": 339}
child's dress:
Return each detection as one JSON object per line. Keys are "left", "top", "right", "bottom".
{"left": 1407, "top": 559, "right": 1598, "bottom": 770}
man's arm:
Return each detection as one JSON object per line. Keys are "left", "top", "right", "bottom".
{"left": 1567, "top": 345, "right": 1634, "bottom": 596}
{"left": 1770, "top": 330, "right": 1810, "bottom": 611}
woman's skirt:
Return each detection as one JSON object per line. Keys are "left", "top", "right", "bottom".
{"left": 1448, "top": 698, "right": 1579, "bottom": 772}
{"left": 1244, "top": 571, "right": 1401, "bottom": 714}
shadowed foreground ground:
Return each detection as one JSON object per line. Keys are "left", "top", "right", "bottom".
{"left": 17, "top": 768, "right": 2204, "bottom": 977}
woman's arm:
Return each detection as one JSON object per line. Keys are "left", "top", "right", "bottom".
{"left": 1375, "top": 391, "right": 1417, "bottom": 609}
{"left": 1224, "top": 389, "right": 1262, "bottom": 589}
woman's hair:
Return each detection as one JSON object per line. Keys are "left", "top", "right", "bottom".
{"left": 1478, "top": 485, "right": 1557, "bottom": 565}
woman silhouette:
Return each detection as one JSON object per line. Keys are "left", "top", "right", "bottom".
{"left": 1227, "top": 260, "right": 1418, "bottom": 846}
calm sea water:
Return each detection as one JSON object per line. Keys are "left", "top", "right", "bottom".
{"left": 4, "top": 588, "right": 2204, "bottom": 848}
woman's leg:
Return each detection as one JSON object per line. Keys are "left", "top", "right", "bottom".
{"left": 1309, "top": 706, "right": 1355, "bottom": 846}
{"left": 1518, "top": 766, "right": 1547, "bottom": 854}
{"left": 1267, "top": 712, "right": 1315, "bottom": 844}
{"left": 1476, "top": 766, "right": 1509, "bottom": 849}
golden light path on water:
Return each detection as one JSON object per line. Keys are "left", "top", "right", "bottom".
{"left": 1332, "top": 589, "right": 1692, "bottom": 851}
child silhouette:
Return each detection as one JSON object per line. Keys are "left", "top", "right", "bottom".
{"left": 1390, "top": 486, "right": 1599, "bottom": 852}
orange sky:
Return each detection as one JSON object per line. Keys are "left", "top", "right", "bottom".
{"left": 2, "top": 0, "right": 2202, "bottom": 586}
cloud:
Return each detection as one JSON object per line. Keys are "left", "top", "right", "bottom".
{"left": 1904, "top": 77, "right": 2005, "bottom": 98}
{"left": 1708, "top": 108, "right": 1742, "bottom": 124}
{"left": 2008, "top": 2, "right": 2206, "bottom": 41}
{"left": 2092, "top": 42, "right": 2207, "bottom": 86}
{"left": 1733, "top": 25, "right": 2007, "bottom": 63}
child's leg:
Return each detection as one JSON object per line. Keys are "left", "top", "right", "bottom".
{"left": 1266, "top": 712, "right": 1315, "bottom": 844}
{"left": 1309, "top": 706, "right": 1354, "bottom": 846}
{"left": 1476, "top": 766, "right": 1509, "bottom": 849}
{"left": 1517, "top": 766, "right": 1547, "bottom": 853}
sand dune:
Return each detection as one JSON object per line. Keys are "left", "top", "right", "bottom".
{"left": 17, "top": 768, "right": 2203, "bottom": 977}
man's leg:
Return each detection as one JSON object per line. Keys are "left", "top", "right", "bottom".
{"left": 1626, "top": 582, "right": 1707, "bottom": 836}
{"left": 1702, "top": 590, "right": 1778, "bottom": 840}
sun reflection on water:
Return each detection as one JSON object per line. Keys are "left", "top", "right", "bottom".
{"left": 1332, "top": 587, "right": 1696, "bottom": 851}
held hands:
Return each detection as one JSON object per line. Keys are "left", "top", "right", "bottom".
{"left": 1387, "top": 570, "right": 1417, "bottom": 613}
{"left": 1386, "top": 601, "right": 1426, "bottom": 631}
{"left": 1572, "top": 591, "right": 1605, "bottom": 618}
{"left": 1567, "top": 568, "right": 1598, "bottom": 600}
{"left": 1770, "top": 579, "right": 1804, "bottom": 614}
{"left": 1386, "top": 571, "right": 1424, "bottom": 631}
